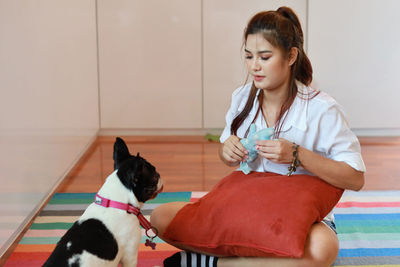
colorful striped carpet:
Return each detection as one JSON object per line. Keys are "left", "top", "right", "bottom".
{"left": 4, "top": 190, "right": 400, "bottom": 266}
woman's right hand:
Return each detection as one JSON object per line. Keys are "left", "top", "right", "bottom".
{"left": 220, "top": 135, "right": 248, "bottom": 166}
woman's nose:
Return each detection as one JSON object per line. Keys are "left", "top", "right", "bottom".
{"left": 251, "top": 59, "right": 261, "bottom": 71}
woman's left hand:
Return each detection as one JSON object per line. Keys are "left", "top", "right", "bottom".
{"left": 256, "top": 138, "right": 295, "bottom": 164}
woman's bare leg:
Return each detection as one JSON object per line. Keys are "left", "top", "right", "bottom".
{"left": 150, "top": 201, "right": 188, "bottom": 236}
{"left": 151, "top": 202, "right": 223, "bottom": 255}
{"left": 150, "top": 202, "right": 197, "bottom": 251}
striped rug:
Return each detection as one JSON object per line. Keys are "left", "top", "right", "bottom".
{"left": 333, "top": 190, "right": 400, "bottom": 266}
{"left": 4, "top": 190, "right": 400, "bottom": 266}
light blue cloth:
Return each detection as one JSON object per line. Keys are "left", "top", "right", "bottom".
{"left": 239, "top": 124, "right": 274, "bottom": 174}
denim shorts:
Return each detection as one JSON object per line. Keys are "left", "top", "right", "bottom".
{"left": 321, "top": 219, "right": 337, "bottom": 234}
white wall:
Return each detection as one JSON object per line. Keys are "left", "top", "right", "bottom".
{"left": 308, "top": 0, "right": 400, "bottom": 135}
{"left": 0, "top": 0, "right": 99, "bottom": 256}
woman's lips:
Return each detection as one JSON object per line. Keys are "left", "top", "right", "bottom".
{"left": 253, "top": 75, "right": 265, "bottom": 82}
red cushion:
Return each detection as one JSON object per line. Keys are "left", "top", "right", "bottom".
{"left": 163, "top": 171, "right": 343, "bottom": 258}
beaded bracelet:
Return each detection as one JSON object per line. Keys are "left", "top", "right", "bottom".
{"left": 287, "top": 143, "right": 301, "bottom": 176}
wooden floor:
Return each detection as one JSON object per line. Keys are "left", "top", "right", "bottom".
{"left": 57, "top": 136, "right": 400, "bottom": 193}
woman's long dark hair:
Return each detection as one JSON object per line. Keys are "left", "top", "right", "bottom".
{"left": 231, "top": 7, "right": 315, "bottom": 138}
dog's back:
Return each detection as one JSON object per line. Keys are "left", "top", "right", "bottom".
{"left": 43, "top": 218, "right": 119, "bottom": 267}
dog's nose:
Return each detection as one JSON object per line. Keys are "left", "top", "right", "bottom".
{"left": 158, "top": 185, "right": 164, "bottom": 193}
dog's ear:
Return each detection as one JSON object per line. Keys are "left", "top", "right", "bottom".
{"left": 113, "top": 137, "right": 131, "bottom": 170}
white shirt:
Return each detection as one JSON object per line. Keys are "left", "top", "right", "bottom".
{"left": 220, "top": 82, "right": 366, "bottom": 175}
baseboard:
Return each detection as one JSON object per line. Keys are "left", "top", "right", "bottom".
{"left": 352, "top": 128, "right": 400, "bottom": 137}
{"left": 99, "top": 128, "right": 224, "bottom": 136}
{"left": 100, "top": 127, "right": 400, "bottom": 137}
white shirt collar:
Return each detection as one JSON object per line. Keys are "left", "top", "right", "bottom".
{"left": 252, "top": 82, "right": 310, "bottom": 133}
{"left": 280, "top": 91, "right": 308, "bottom": 132}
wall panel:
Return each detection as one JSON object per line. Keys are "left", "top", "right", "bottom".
{"left": 98, "top": 0, "right": 202, "bottom": 129}
{"left": 308, "top": 0, "right": 400, "bottom": 130}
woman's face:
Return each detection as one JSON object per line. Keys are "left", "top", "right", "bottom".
{"left": 245, "top": 33, "right": 292, "bottom": 92}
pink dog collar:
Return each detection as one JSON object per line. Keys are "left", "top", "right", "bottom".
{"left": 94, "top": 194, "right": 158, "bottom": 249}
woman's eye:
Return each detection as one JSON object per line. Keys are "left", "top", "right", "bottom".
{"left": 245, "top": 55, "right": 270, "bottom": 61}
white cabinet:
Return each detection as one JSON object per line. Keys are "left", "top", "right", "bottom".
{"left": 308, "top": 0, "right": 400, "bottom": 130}
{"left": 98, "top": 0, "right": 400, "bottom": 132}
{"left": 98, "top": 0, "right": 202, "bottom": 129}
{"left": 98, "top": 0, "right": 308, "bottom": 130}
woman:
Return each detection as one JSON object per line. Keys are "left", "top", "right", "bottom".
{"left": 151, "top": 6, "right": 366, "bottom": 267}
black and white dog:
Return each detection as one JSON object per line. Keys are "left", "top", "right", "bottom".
{"left": 43, "top": 137, "right": 163, "bottom": 267}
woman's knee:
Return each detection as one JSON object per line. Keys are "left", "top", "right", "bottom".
{"left": 305, "top": 222, "right": 339, "bottom": 266}
{"left": 150, "top": 202, "right": 188, "bottom": 236}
